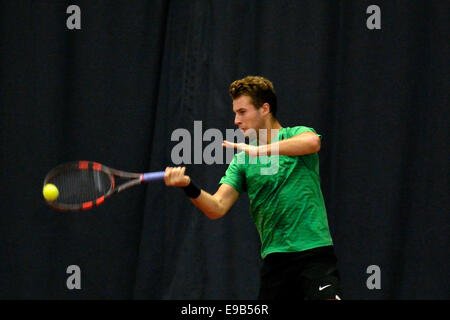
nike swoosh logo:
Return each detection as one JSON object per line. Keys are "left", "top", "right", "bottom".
{"left": 319, "top": 284, "right": 331, "bottom": 291}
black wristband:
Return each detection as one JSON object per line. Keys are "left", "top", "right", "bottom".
{"left": 182, "top": 180, "right": 201, "bottom": 199}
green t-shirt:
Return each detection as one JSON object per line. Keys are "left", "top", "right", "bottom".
{"left": 219, "top": 126, "right": 333, "bottom": 258}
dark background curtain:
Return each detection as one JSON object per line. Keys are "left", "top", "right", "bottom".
{"left": 0, "top": 0, "right": 448, "bottom": 299}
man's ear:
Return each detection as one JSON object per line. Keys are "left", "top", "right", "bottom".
{"left": 260, "top": 102, "right": 271, "bottom": 116}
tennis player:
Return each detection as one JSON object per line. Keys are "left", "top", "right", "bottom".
{"left": 164, "top": 76, "right": 342, "bottom": 300}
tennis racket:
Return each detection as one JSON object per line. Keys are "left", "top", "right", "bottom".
{"left": 43, "top": 161, "right": 165, "bottom": 211}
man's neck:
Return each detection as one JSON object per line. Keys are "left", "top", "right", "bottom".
{"left": 258, "top": 119, "right": 282, "bottom": 145}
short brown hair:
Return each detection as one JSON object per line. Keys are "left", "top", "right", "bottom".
{"left": 229, "top": 76, "right": 277, "bottom": 118}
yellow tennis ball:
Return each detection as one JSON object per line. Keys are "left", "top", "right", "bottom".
{"left": 43, "top": 183, "right": 59, "bottom": 201}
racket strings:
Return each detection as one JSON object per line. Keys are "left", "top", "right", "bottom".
{"left": 48, "top": 169, "right": 112, "bottom": 204}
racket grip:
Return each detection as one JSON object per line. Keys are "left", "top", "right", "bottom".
{"left": 141, "top": 171, "right": 165, "bottom": 182}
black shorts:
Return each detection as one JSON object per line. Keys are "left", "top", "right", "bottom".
{"left": 258, "top": 245, "right": 342, "bottom": 300}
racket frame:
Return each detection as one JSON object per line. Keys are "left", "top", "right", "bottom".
{"left": 43, "top": 161, "right": 162, "bottom": 211}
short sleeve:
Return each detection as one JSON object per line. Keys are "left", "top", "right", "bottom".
{"left": 219, "top": 153, "right": 246, "bottom": 193}
{"left": 288, "top": 126, "right": 322, "bottom": 140}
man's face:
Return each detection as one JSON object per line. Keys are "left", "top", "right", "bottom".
{"left": 232, "top": 95, "right": 265, "bottom": 137}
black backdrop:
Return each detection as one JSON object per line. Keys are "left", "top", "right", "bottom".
{"left": 0, "top": 0, "right": 448, "bottom": 300}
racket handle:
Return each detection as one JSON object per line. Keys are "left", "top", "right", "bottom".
{"left": 141, "top": 171, "right": 165, "bottom": 183}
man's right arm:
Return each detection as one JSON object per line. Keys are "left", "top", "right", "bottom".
{"left": 164, "top": 167, "right": 239, "bottom": 220}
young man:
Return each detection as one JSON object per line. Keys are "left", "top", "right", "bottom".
{"left": 164, "top": 76, "right": 341, "bottom": 300}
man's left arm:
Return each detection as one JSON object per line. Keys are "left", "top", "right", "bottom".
{"left": 258, "top": 131, "right": 320, "bottom": 156}
{"left": 222, "top": 131, "right": 321, "bottom": 156}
